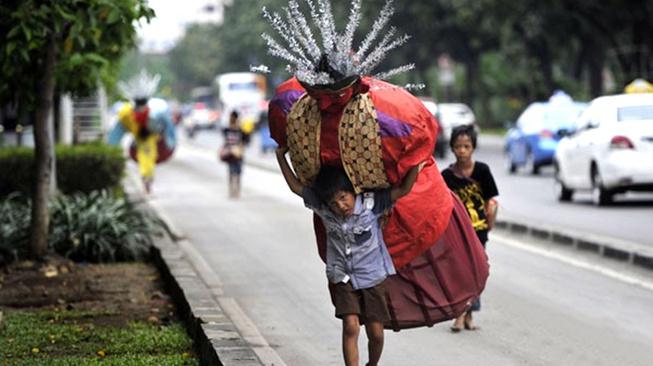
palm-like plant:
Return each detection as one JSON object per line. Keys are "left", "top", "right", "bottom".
{"left": 50, "top": 191, "right": 164, "bottom": 262}
{"left": 0, "top": 191, "right": 164, "bottom": 264}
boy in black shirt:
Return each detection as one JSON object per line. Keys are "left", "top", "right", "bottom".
{"left": 442, "top": 125, "right": 499, "bottom": 332}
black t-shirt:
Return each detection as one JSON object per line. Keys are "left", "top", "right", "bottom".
{"left": 442, "top": 161, "right": 498, "bottom": 244}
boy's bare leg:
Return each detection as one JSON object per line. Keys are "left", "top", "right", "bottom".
{"left": 342, "top": 315, "right": 360, "bottom": 366}
{"left": 365, "top": 321, "right": 384, "bottom": 366}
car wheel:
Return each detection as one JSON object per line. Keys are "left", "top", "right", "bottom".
{"left": 524, "top": 151, "right": 540, "bottom": 175}
{"left": 591, "top": 166, "right": 612, "bottom": 206}
{"left": 434, "top": 138, "right": 448, "bottom": 159}
{"left": 504, "top": 152, "right": 517, "bottom": 174}
{"left": 436, "top": 144, "right": 447, "bottom": 159}
{"left": 554, "top": 164, "right": 573, "bottom": 202}
{"left": 186, "top": 126, "right": 196, "bottom": 139}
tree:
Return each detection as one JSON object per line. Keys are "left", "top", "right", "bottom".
{"left": 168, "top": 23, "right": 224, "bottom": 100}
{"left": 0, "top": 0, "right": 154, "bottom": 259}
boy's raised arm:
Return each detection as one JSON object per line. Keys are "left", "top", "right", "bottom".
{"left": 276, "top": 147, "right": 304, "bottom": 196}
{"left": 391, "top": 161, "right": 427, "bottom": 202}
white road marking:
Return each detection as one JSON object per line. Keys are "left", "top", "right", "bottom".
{"left": 492, "top": 232, "right": 653, "bottom": 292}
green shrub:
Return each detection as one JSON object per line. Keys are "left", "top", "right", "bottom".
{"left": 56, "top": 143, "right": 126, "bottom": 194}
{"left": 0, "top": 191, "right": 164, "bottom": 263}
{"left": 0, "top": 143, "right": 125, "bottom": 196}
{"left": 0, "top": 147, "right": 33, "bottom": 196}
{"left": 50, "top": 191, "right": 163, "bottom": 262}
{"left": 0, "top": 193, "right": 31, "bottom": 261}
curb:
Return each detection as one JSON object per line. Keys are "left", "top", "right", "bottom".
{"left": 494, "top": 217, "right": 653, "bottom": 271}
{"left": 124, "top": 173, "right": 263, "bottom": 366}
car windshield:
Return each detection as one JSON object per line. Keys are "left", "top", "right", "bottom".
{"left": 542, "top": 105, "right": 586, "bottom": 129}
{"left": 518, "top": 103, "right": 586, "bottom": 133}
{"left": 617, "top": 105, "right": 653, "bottom": 121}
{"left": 229, "top": 82, "right": 258, "bottom": 91}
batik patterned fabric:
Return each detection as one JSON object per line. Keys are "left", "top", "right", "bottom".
{"left": 338, "top": 93, "right": 389, "bottom": 193}
{"left": 286, "top": 96, "right": 322, "bottom": 186}
{"left": 286, "top": 92, "right": 389, "bottom": 192}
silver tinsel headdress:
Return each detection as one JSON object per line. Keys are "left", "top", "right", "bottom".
{"left": 118, "top": 69, "right": 161, "bottom": 101}
{"left": 261, "top": 0, "right": 414, "bottom": 88}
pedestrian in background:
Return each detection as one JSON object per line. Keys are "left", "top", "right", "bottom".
{"left": 108, "top": 70, "right": 176, "bottom": 195}
{"left": 276, "top": 146, "right": 425, "bottom": 366}
{"left": 442, "top": 125, "right": 499, "bottom": 332}
{"left": 219, "top": 111, "right": 249, "bottom": 198}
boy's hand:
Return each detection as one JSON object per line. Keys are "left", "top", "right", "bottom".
{"left": 378, "top": 211, "right": 390, "bottom": 229}
{"left": 418, "top": 160, "right": 427, "bottom": 172}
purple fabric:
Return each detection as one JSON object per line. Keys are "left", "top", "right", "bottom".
{"left": 270, "top": 88, "right": 412, "bottom": 139}
{"left": 271, "top": 90, "right": 304, "bottom": 114}
{"left": 376, "top": 111, "right": 413, "bottom": 138}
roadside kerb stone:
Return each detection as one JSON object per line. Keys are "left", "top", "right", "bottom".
{"left": 495, "top": 215, "right": 653, "bottom": 270}
{"left": 206, "top": 344, "right": 261, "bottom": 366}
{"left": 150, "top": 231, "right": 262, "bottom": 366}
{"left": 124, "top": 171, "right": 264, "bottom": 366}
{"left": 576, "top": 240, "right": 601, "bottom": 253}
{"left": 634, "top": 253, "right": 653, "bottom": 269}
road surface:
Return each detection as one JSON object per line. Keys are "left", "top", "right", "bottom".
{"left": 142, "top": 137, "right": 653, "bottom": 365}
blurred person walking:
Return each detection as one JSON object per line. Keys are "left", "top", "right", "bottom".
{"left": 442, "top": 125, "right": 499, "bottom": 332}
{"left": 219, "top": 111, "right": 249, "bottom": 198}
{"left": 108, "top": 70, "right": 176, "bottom": 194}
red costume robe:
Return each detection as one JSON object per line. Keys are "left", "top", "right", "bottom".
{"left": 270, "top": 76, "right": 489, "bottom": 330}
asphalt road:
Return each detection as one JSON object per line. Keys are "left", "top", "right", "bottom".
{"left": 145, "top": 136, "right": 653, "bottom": 365}
{"left": 186, "top": 129, "right": 652, "bottom": 246}
{"left": 465, "top": 135, "right": 653, "bottom": 246}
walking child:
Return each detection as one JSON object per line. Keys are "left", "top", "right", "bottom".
{"left": 220, "top": 111, "right": 250, "bottom": 198}
{"left": 441, "top": 125, "right": 499, "bottom": 332}
{"left": 276, "top": 146, "right": 424, "bottom": 366}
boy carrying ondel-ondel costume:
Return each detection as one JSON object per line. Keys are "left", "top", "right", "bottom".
{"left": 262, "top": 1, "right": 490, "bottom": 365}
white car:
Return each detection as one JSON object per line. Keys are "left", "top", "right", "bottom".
{"left": 419, "top": 99, "right": 476, "bottom": 158}
{"left": 419, "top": 98, "right": 449, "bottom": 158}
{"left": 182, "top": 101, "right": 220, "bottom": 138}
{"left": 553, "top": 93, "right": 653, "bottom": 205}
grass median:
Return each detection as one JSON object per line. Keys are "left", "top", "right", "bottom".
{"left": 0, "top": 260, "right": 198, "bottom": 366}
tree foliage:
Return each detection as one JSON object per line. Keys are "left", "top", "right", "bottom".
{"left": 160, "top": 0, "right": 652, "bottom": 124}
{"left": 0, "top": 0, "right": 154, "bottom": 108}
{"left": 168, "top": 23, "right": 224, "bottom": 100}
{"left": 0, "top": 0, "right": 154, "bottom": 260}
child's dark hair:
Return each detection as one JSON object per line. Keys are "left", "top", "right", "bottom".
{"left": 450, "top": 125, "right": 477, "bottom": 149}
{"left": 230, "top": 110, "right": 239, "bottom": 120}
{"left": 312, "top": 165, "right": 355, "bottom": 203}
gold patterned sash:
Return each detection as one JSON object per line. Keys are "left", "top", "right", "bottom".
{"left": 286, "top": 93, "right": 389, "bottom": 193}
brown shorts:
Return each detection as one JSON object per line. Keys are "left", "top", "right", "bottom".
{"left": 329, "top": 281, "right": 390, "bottom": 324}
